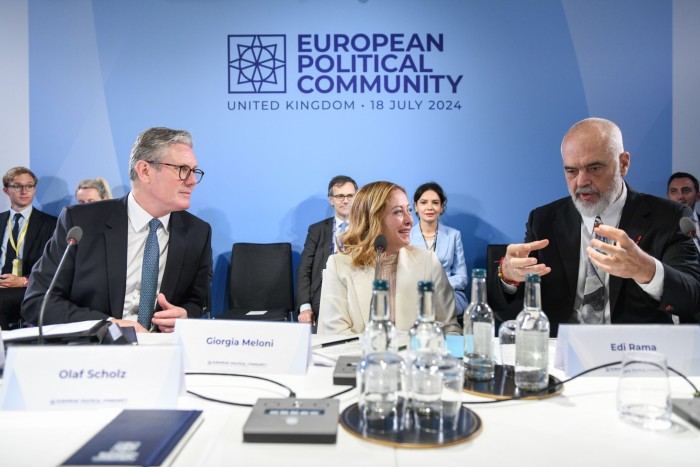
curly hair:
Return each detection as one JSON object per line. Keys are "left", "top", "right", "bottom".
{"left": 340, "top": 181, "right": 406, "bottom": 268}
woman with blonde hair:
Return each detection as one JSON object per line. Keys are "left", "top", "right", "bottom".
{"left": 75, "top": 177, "right": 112, "bottom": 204}
{"left": 318, "top": 181, "right": 460, "bottom": 335}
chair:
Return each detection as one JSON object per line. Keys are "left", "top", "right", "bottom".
{"left": 219, "top": 242, "right": 295, "bottom": 321}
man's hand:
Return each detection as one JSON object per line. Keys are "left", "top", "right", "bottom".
{"left": 298, "top": 309, "right": 315, "bottom": 325}
{"left": 501, "top": 239, "right": 551, "bottom": 283}
{"left": 151, "top": 293, "right": 188, "bottom": 333}
{"left": 0, "top": 274, "right": 24, "bottom": 288}
{"left": 587, "top": 224, "right": 656, "bottom": 284}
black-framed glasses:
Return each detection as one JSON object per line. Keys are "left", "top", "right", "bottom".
{"left": 332, "top": 194, "right": 354, "bottom": 201}
{"left": 148, "top": 161, "right": 204, "bottom": 184}
{"left": 6, "top": 184, "right": 36, "bottom": 192}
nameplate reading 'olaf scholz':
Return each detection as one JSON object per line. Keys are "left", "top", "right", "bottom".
{"left": 555, "top": 324, "right": 700, "bottom": 376}
{"left": 175, "top": 319, "right": 311, "bottom": 375}
{"left": 0, "top": 346, "right": 183, "bottom": 411}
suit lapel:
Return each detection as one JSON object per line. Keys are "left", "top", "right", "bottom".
{"left": 435, "top": 224, "right": 448, "bottom": 263}
{"left": 321, "top": 217, "right": 333, "bottom": 262}
{"left": 553, "top": 200, "right": 581, "bottom": 299}
{"left": 350, "top": 264, "right": 373, "bottom": 329}
{"left": 395, "top": 248, "right": 418, "bottom": 330}
{"left": 105, "top": 198, "right": 129, "bottom": 316}
{"left": 609, "top": 187, "right": 651, "bottom": 314}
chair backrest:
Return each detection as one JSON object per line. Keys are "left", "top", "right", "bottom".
{"left": 228, "top": 242, "right": 294, "bottom": 320}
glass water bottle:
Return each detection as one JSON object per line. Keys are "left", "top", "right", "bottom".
{"left": 514, "top": 274, "right": 550, "bottom": 391}
{"left": 463, "top": 269, "right": 495, "bottom": 381}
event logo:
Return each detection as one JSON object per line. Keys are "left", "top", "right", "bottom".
{"left": 228, "top": 35, "right": 286, "bottom": 93}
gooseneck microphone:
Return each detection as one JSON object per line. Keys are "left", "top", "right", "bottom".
{"left": 373, "top": 235, "right": 387, "bottom": 282}
{"left": 37, "top": 226, "right": 83, "bottom": 345}
{"left": 679, "top": 217, "right": 700, "bottom": 254}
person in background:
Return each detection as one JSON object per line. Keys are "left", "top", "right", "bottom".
{"left": 318, "top": 180, "right": 461, "bottom": 335}
{"left": 0, "top": 167, "right": 57, "bottom": 329}
{"left": 667, "top": 172, "right": 699, "bottom": 233}
{"left": 75, "top": 177, "right": 113, "bottom": 204}
{"left": 22, "top": 127, "right": 212, "bottom": 333}
{"left": 296, "top": 175, "right": 357, "bottom": 326}
{"left": 493, "top": 117, "right": 700, "bottom": 335}
{"left": 410, "top": 181, "right": 468, "bottom": 316}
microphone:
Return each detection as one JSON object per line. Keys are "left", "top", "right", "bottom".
{"left": 680, "top": 217, "right": 700, "bottom": 254}
{"left": 37, "top": 226, "right": 83, "bottom": 345}
{"left": 373, "top": 235, "right": 387, "bottom": 281}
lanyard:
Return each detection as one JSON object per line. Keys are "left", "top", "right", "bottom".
{"left": 7, "top": 213, "right": 30, "bottom": 260}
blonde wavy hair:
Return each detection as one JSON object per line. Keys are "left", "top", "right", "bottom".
{"left": 340, "top": 181, "right": 406, "bottom": 268}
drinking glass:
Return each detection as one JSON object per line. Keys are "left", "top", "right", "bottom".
{"left": 616, "top": 351, "right": 672, "bottom": 430}
{"left": 357, "top": 352, "right": 407, "bottom": 433}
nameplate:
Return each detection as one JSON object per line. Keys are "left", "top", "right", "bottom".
{"left": 0, "top": 346, "right": 183, "bottom": 411}
{"left": 175, "top": 319, "right": 311, "bottom": 375}
{"left": 555, "top": 324, "right": 700, "bottom": 376}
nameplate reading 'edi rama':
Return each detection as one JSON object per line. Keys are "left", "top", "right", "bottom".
{"left": 175, "top": 319, "right": 311, "bottom": 375}
{"left": 0, "top": 346, "right": 183, "bottom": 411}
{"left": 555, "top": 324, "right": 700, "bottom": 376}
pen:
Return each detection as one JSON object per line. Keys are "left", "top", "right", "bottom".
{"left": 320, "top": 336, "right": 360, "bottom": 348}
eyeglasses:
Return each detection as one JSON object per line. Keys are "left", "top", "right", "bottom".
{"left": 148, "top": 161, "right": 204, "bottom": 184}
{"left": 6, "top": 184, "right": 36, "bottom": 192}
{"left": 332, "top": 194, "right": 355, "bottom": 201}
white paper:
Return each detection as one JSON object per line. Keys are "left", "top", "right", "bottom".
{"left": 175, "top": 319, "right": 311, "bottom": 375}
{"left": 0, "top": 345, "right": 183, "bottom": 410}
{"left": 555, "top": 324, "right": 700, "bottom": 376}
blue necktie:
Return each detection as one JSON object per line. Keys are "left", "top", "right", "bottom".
{"left": 336, "top": 221, "right": 348, "bottom": 253}
{"left": 137, "top": 218, "right": 161, "bottom": 328}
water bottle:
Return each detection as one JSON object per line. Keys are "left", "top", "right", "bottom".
{"left": 409, "top": 281, "right": 445, "bottom": 353}
{"left": 362, "top": 279, "right": 398, "bottom": 355}
{"left": 514, "top": 274, "right": 550, "bottom": 391}
{"left": 463, "top": 269, "right": 495, "bottom": 381}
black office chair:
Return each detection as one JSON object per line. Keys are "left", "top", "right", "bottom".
{"left": 219, "top": 242, "right": 295, "bottom": 321}
{"left": 485, "top": 243, "right": 508, "bottom": 332}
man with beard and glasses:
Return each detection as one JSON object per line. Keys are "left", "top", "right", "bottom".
{"left": 490, "top": 118, "right": 700, "bottom": 336}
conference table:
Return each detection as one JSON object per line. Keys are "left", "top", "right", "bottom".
{"left": 0, "top": 333, "right": 697, "bottom": 467}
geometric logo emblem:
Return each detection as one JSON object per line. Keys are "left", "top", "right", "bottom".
{"left": 228, "top": 35, "right": 286, "bottom": 93}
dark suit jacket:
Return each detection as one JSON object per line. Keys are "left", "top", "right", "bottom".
{"left": 21, "top": 196, "right": 212, "bottom": 325}
{"left": 490, "top": 186, "right": 700, "bottom": 336}
{"left": 296, "top": 217, "right": 334, "bottom": 319}
{"left": 0, "top": 208, "right": 57, "bottom": 328}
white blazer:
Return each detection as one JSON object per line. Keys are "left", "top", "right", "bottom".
{"left": 318, "top": 245, "right": 461, "bottom": 336}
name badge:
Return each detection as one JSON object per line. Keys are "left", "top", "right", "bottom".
{"left": 0, "top": 346, "right": 183, "bottom": 410}
{"left": 175, "top": 319, "right": 311, "bottom": 375}
{"left": 555, "top": 324, "right": 700, "bottom": 376}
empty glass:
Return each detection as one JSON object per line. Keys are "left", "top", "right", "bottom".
{"left": 616, "top": 351, "right": 672, "bottom": 430}
{"left": 409, "top": 352, "right": 464, "bottom": 433}
{"left": 498, "top": 320, "right": 517, "bottom": 368}
{"left": 357, "top": 352, "right": 407, "bottom": 433}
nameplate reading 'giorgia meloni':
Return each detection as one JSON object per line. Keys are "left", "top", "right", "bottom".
{"left": 0, "top": 346, "right": 183, "bottom": 411}
{"left": 175, "top": 319, "right": 311, "bottom": 375}
{"left": 555, "top": 324, "right": 700, "bottom": 377}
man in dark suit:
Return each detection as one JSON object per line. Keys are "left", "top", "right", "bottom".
{"left": 22, "top": 127, "right": 212, "bottom": 333}
{"left": 493, "top": 118, "right": 700, "bottom": 336}
{"left": 0, "top": 167, "right": 57, "bottom": 329}
{"left": 296, "top": 175, "right": 357, "bottom": 325}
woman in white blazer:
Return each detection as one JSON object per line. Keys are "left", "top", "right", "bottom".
{"left": 410, "top": 182, "right": 469, "bottom": 316}
{"left": 318, "top": 181, "right": 461, "bottom": 336}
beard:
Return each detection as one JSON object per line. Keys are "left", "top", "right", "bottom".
{"left": 571, "top": 171, "right": 623, "bottom": 218}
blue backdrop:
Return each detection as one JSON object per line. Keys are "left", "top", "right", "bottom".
{"left": 27, "top": 0, "right": 672, "bottom": 313}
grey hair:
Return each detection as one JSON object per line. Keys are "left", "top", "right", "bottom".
{"left": 562, "top": 117, "right": 624, "bottom": 158}
{"left": 129, "top": 127, "right": 194, "bottom": 181}
{"left": 75, "top": 177, "right": 112, "bottom": 200}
